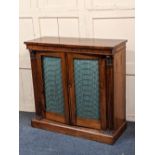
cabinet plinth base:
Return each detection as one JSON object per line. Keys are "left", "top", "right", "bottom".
{"left": 31, "top": 118, "right": 126, "bottom": 144}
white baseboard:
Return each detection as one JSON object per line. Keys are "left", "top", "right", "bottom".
{"left": 126, "top": 114, "right": 135, "bottom": 122}
{"left": 19, "top": 104, "right": 35, "bottom": 112}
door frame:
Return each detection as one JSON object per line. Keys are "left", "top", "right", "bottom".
{"left": 67, "top": 53, "right": 107, "bottom": 130}
{"left": 36, "top": 51, "right": 70, "bottom": 124}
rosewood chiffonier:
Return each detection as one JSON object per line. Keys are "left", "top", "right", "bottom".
{"left": 25, "top": 37, "right": 127, "bottom": 144}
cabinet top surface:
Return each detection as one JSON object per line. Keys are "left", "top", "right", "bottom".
{"left": 25, "top": 37, "right": 127, "bottom": 50}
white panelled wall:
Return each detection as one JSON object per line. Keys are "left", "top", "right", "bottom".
{"left": 19, "top": 0, "right": 135, "bottom": 121}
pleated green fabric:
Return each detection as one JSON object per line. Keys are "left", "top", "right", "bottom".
{"left": 42, "top": 57, "right": 64, "bottom": 114}
{"left": 74, "top": 59, "right": 100, "bottom": 120}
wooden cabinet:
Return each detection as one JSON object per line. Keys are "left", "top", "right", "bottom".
{"left": 25, "top": 37, "right": 127, "bottom": 144}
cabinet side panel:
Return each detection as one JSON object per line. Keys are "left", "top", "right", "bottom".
{"left": 114, "top": 48, "right": 126, "bottom": 129}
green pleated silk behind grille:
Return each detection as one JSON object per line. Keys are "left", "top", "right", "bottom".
{"left": 74, "top": 59, "right": 100, "bottom": 120}
{"left": 42, "top": 57, "right": 64, "bottom": 114}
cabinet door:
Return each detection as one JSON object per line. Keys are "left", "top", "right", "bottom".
{"left": 36, "top": 52, "right": 69, "bottom": 124}
{"left": 68, "top": 54, "right": 107, "bottom": 130}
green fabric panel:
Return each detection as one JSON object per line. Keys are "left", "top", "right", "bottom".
{"left": 74, "top": 59, "right": 100, "bottom": 120}
{"left": 42, "top": 57, "right": 64, "bottom": 114}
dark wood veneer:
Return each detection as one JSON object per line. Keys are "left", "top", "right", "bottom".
{"left": 25, "top": 36, "right": 127, "bottom": 51}
{"left": 31, "top": 118, "right": 126, "bottom": 144}
{"left": 25, "top": 36, "right": 127, "bottom": 144}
